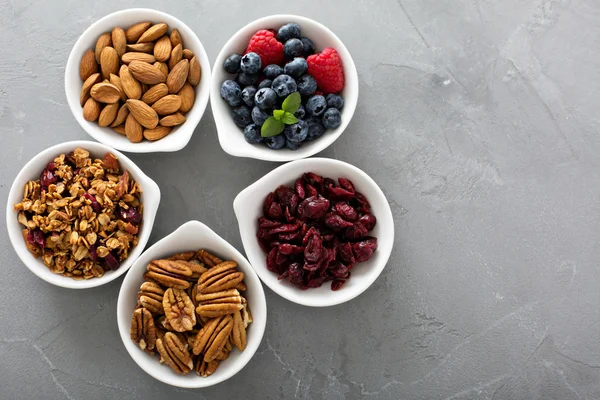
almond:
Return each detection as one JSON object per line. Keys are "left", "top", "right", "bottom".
{"left": 160, "top": 113, "right": 186, "bottom": 127}
{"left": 122, "top": 52, "right": 156, "bottom": 64}
{"left": 83, "top": 98, "right": 101, "bottom": 121}
{"left": 142, "top": 83, "right": 168, "bottom": 105}
{"left": 178, "top": 83, "right": 195, "bottom": 113}
{"left": 90, "top": 82, "right": 120, "bottom": 103}
{"left": 98, "top": 103, "right": 120, "bottom": 127}
{"left": 182, "top": 48, "right": 194, "bottom": 60}
{"left": 127, "top": 42, "right": 154, "bottom": 53}
{"left": 152, "top": 95, "right": 182, "bottom": 115}
{"left": 80, "top": 49, "right": 98, "bottom": 81}
{"left": 128, "top": 61, "right": 166, "bottom": 85}
{"left": 125, "top": 113, "right": 143, "bottom": 142}
{"left": 111, "top": 27, "right": 127, "bottom": 57}
{"left": 127, "top": 99, "right": 159, "bottom": 129}
{"left": 95, "top": 32, "right": 112, "bottom": 63}
{"left": 167, "top": 59, "right": 189, "bottom": 93}
{"left": 125, "top": 22, "right": 152, "bottom": 43}
{"left": 188, "top": 56, "right": 201, "bottom": 86}
{"left": 109, "top": 73, "right": 127, "bottom": 101}
{"left": 154, "top": 62, "right": 169, "bottom": 80}
{"left": 100, "top": 47, "right": 119, "bottom": 79}
{"left": 137, "top": 23, "right": 168, "bottom": 43}
{"left": 154, "top": 36, "right": 172, "bottom": 62}
{"left": 113, "top": 125, "right": 126, "bottom": 135}
{"left": 110, "top": 103, "right": 130, "bottom": 127}
{"left": 80, "top": 73, "right": 101, "bottom": 106}
{"left": 143, "top": 125, "right": 172, "bottom": 141}
{"left": 168, "top": 44, "right": 183, "bottom": 71}
{"left": 119, "top": 65, "right": 142, "bottom": 99}
{"left": 170, "top": 29, "right": 182, "bottom": 48}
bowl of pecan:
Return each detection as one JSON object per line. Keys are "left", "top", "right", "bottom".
{"left": 234, "top": 158, "right": 394, "bottom": 306}
{"left": 6, "top": 141, "right": 160, "bottom": 289}
{"left": 117, "top": 220, "right": 267, "bottom": 388}
{"left": 65, "top": 8, "right": 211, "bottom": 153}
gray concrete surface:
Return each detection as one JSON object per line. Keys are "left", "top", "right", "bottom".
{"left": 1, "top": 0, "right": 599, "bottom": 399}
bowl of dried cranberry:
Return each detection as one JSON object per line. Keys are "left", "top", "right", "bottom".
{"left": 211, "top": 15, "right": 358, "bottom": 162}
{"left": 233, "top": 158, "right": 393, "bottom": 306}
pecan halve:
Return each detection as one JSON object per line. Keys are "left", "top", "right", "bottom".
{"left": 196, "top": 249, "right": 222, "bottom": 267}
{"left": 195, "top": 289, "right": 243, "bottom": 318}
{"left": 167, "top": 251, "right": 196, "bottom": 261}
{"left": 172, "top": 259, "right": 207, "bottom": 282}
{"left": 138, "top": 281, "right": 165, "bottom": 314}
{"left": 130, "top": 308, "right": 157, "bottom": 351}
{"left": 197, "top": 261, "right": 244, "bottom": 294}
{"left": 203, "top": 315, "right": 233, "bottom": 362}
{"left": 163, "top": 288, "right": 196, "bottom": 332}
{"left": 146, "top": 259, "right": 193, "bottom": 289}
{"left": 231, "top": 309, "right": 247, "bottom": 351}
{"left": 195, "top": 358, "right": 219, "bottom": 377}
{"left": 156, "top": 332, "right": 194, "bottom": 374}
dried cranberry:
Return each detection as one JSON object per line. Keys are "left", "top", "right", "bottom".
{"left": 278, "top": 243, "right": 304, "bottom": 255}
{"left": 324, "top": 213, "right": 354, "bottom": 231}
{"left": 284, "top": 206, "right": 294, "bottom": 222}
{"left": 323, "top": 177, "right": 336, "bottom": 190}
{"left": 275, "top": 249, "right": 288, "bottom": 265}
{"left": 287, "top": 263, "right": 304, "bottom": 285}
{"left": 338, "top": 242, "right": 355, "bottom": 264}
{"left": 27, "top": 229, "right": 45, "bottom": 248}
{"left": 269, "top": 222, "right": 301, "bottom": 235}
{"left": 305, "top": 184, "right": 318, "bottom": 198}
{"left": 304, "top": 231, "right": 323, "bottom": 264}
{"left": 333, "top": 263, "right": 350, "bottom": 279}
{"left": 353, "top": 238, "right": 378, "bottom": 262}
{"left": 257, "top": 227, "right": 271, "bottom": 240}
{"left": 267, "top": 202, "right": 283, "bottom": 220}
{"left": 266, "top": 247, "right": 279, "bottom": 273}
{"left": 117, "top": 206, "right": 142, "bottom": 225}
{"left": 82, "top": 193, "right": 102, "bottom": 213}
{"left": 89, "top": 244, "right": 99, "bottom": 263}
{"left": 338, "top": 178, "right": 355, "bottom": 194}
{"left": 353, "top": 192, "right": 371, "bottom": 211}
{"left": 331, "top": 279, "right": 346, "bottom": 291}
{"left": 46, "top": 162, "right": 56, "bottom": 172}
{"left": 258, "top": 238, "right": 271, "bottom": 252}
{"left": 40, "top": 169, "right": 57, "bottom": 191}
{"left": 307, "top": 276, "right": 326, "bottom": 288}
{"left": 303, "top": 172, "right": 323, "bottom": 190}
{"left": 358, "top": 214, "right": 377, "bottom": 231}
{"left": 343, "top": 222, "right": 368, "bottom": 241}
{"left": 258, "top": 217, "right": 281, "bottom": 228}
{"left": 298, "top": 196, "right": 330, "bottom": 219}
{"left": 103, "top": 251, "right": 120, "bottom": 271}
{"left": 278, "top": 230, "right": 302, "bottom": 242}
{"left": 326, "top": 186, "right": 355, "bottom": 201}
{"left": 263, "top": 192, "right": 276, "bottom": 215}
{"left": 334, "top": 203, "right": 358, "bottom": 221}
{"left": 295, "top": 178, "right": 306, "bottom": 199}
{"left": 26, "top": 230, "right": 35, "bottom": 246}
{"left": 275, "top": 185, "right": 296, "bottom": 209}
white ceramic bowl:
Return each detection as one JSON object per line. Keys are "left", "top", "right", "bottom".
{"left": 117, "top": 220, "right": 267, "bottom": 388}
{"left": 6, "top": 140, "right": 160, "bottom": 289}
{"left": 211, "top": 15, "right": 358, "bottom": 162}
{"left": 234, "top": 158, "right": 393, "bottom": 306}
{"left": 65, "top": 8, "right": 211, "bottom": 153}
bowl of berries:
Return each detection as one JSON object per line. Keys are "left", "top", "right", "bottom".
{"left": 211, "top": 15, "right": 358, "bottom": 162}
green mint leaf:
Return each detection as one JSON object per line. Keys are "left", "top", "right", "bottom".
{"left": 273, "top": 109, "right": 285, "bottom": 121}
{"left": 282, "top": 92, "right": 301, "bottom": 113}
{"left": 261, "top": 117, "right": 285, "bottom": 137}
{"left": 281, "top": 112, "right": 298, "bottom": 125}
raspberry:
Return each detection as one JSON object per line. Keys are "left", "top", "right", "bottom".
{"left": 306, "top": 48, "right": 345, "bottom": 94}
{"left": 245, "top": 30, "right": 284, "bottom": 66}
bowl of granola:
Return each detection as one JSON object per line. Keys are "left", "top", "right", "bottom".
{"left": 6, "top": 141, "right": 160, "bottom": 289}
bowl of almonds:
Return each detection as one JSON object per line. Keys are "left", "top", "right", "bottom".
{"left": 117, "top": 220, "right": 267, "bottom": 388}
{"left": 65, "top": 8, "right": 211, "bottom": 153}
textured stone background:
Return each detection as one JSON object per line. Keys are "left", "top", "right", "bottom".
{"left": 1, "top": 0, "right": 599, "bottom": 399}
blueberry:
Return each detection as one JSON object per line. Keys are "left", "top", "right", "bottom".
{"left": 252, "top": 106, "right": 269, "bottom": 126}
{"left": 220, "top": 80, "right": 242, "bottom": 107}
{"left": 283, "top": 38, "right": 303, "bottom": 59}
{"left": 232, "top": 105, "right": 252, "bottom": 128}
{"left": 284, "top": 57, "right": 308, "bottom": 78}
{"left": 297, "top": 74, "right": 317, "bottom": 96}
{"left": 241, "top": 86, "right": 257, "bottom": 107}
{"left": 223, "top": 53, "right": 242, "bottom": 74}
{"left": 284, "top": 120, "right": 308, "bottom": 142}
{"left": 258, "top": 79, "right": 273, "bottom": 90}
{"left": 278, "top": 23, "right": 301, "bottom": 43}
{"left": 244, "top": 124, "right": 263, "bottom": 143}
{"left": 322, "top": 108, "right": 342, "bottom": 129}
{"left": 272, "top": 74, "right": 297, "bottom": 97}
{"left": 285, "top": 139, "right": 301, "bottom": 150}
{"left": 254, "top": 88, "right": 277, "bottom": 110}
{"left": 265, "top": 134, "right": 286, "bottom": 149}
{"left": 240, "top": 52, "right": 261, "bottom": 74}
{"left": 237, "top": 72, "right": 258, "bottom": 86}
{"left": 306, "top": 117, "right": 326, "bottom": 140}
{"left": 306, "top": 95, "right": 327, "bottom": 117}
{"left": 326, "top": 94, "right": 344, "bottom": 110}
{"left": 300, "top": 37, "right": 315, "bottom": 56}
{"left": 294, "top": 105, "right": 306, "bottom": 119}
{"left": 263, "top": 64, "right": 284, "bottom": 80}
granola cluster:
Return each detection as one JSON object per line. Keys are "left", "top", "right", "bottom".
{"left": 14, "top": 148, "right": 143, "bottom": 279}
{"left": 130, "top": 250, "right": 252, "bottom": 377}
